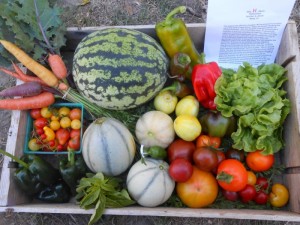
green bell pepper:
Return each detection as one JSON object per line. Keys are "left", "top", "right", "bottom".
{"left": 36, "top": 181, "right": 71, "bottom": 203}
{"left": 200, "top": 111, "right": 237, "bottom": 137}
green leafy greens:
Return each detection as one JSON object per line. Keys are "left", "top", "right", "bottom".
{"left": 76, "top": 173, "right": 135, "bottom": 225}
{"left": 215, "top": 62, "right": 291, "bottom": 154}
{"left": 0, "top": 0, "right": 66, "bottom": 66}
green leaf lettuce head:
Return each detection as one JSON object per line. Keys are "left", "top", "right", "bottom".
{"left": 215, "top": 62, "right": 291, "bottom": 154}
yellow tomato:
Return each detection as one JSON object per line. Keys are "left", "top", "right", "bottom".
{"left": 247, "top": 171, "right": 257, "bottom": 185}
{"left": 50, "top": 108, "right": 60, "bottom": 121}
{"left": 69, "top": 108, "right": 82, "bottom": 120}
{"left": 269, "top": 183, "right": 289, "bottom": 208}
{"left": 60, "top": 117, "right": 71, "bottom": 128}
{"left": 43, "top": 126, "right": 56, "bottom": 141}
{"left": 41, "top": 107, "right": 53, "bottom": 118}
{"left": 58, "top": 107, "right": 70, "bottom": 117}
{"left": 50, "top": 120, "right": 61, "bottom": 131}
{"left": 175, "top": 95, "right": 199, "bottom": 117}
{"left": 154, "top": 90, "right": 178, "bottom": 114}
{"left": 28, "top": 138, "right": 42, "bottom": 151}
{"left": 71, "top": 119, "right": 81, "bottom": 130}
{"left": 173, "top": 114, "right": 201, "bottom": 141}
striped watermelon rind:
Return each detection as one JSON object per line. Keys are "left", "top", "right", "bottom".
{"left": 72, "top": 28, "right": 169, "bottom": 110}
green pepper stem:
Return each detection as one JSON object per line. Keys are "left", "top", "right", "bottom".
{"left": 165, "top": 6, "right": 186, "bottom": 24}
{"left": 0, "top": 149, "right": 29, "bottom": 169}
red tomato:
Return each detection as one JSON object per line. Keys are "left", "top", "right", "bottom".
{"left": 196, "top": 134, "right": 221, "bottom": 148}
{"left": 222, "top": 189, "right": 239, "bottom": 202}
{"left": 69, "top": 108, "right": 82, "bottom": 120}
{"left": 176, "top": 166, "right": 218, "bottom": 208}
{"left": 225, "top": 148, "right": 245, "bottom": 162}
{"left": 238, "top": 184, "right": 257, "bottom": 203}
{"left": 217, "top": 159, "right": 248, "bottom": 192}
{"left": 55, "top": 128, "right": 70, "bottom": 145}
{"left": 254, "top": 190, "right": 268, "bottom": 205}
{"left": 33, "top": 117, "right": 48, "bottom": 129}
{"left": 167, "top": 139, "right": 196, "bottom": 163}
{"left": 68, "top": 135, "right": 80, "bottom": 151}
{"left": 168, "top": 158, "right": 193, "bottom": 183}
{"left": 30, "top": 108, "right": 42, "bottom": 119}
{"left": 256, "top": 177, "right": 269, "bottom": 190}
{"left": 246, "top": 150, "right": 274, "bottom": 172}
{"left": 193, "top": 147, "right": 218, "bottom": 172}
{"left": 70, "top": 129, "right": 81, "bottom": 138}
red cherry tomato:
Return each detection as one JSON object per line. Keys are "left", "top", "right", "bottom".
{"left": 238, "top": 184, "right": 257, "bottom": 203}
{"left": 254, "top": 190, "right": 268, "bottom": 205}
{"left": 33, "top": 117, "right": 48, "bottom": 129}
{"left": 56, "top": 128, "right": 70, "bottom": 146}
{"left": 246, "top": 150, "right": 274, "bottom": 172}
{"left": 256, "top": 177, "right": 269, "bottom": 190}
{"left": 168, "top": 158, "right": 193, "bottom": 183}
{"left": 222, "top": 189, "right": 239, "bottom": 202}
{"left": 68, "top": 135, "right": 80, "bottom": 151}
{"left": 225, "top": 148, "right": 245, "bottom": 162}
{"left": 70, "top": 129, "right": 81, "bottom": 138}
{"left": 217, "top": 159, "right": 248, "bottom": 192}
{"left": 193, "top": 147, "right": 218, "bottom": 172}
{"left": 167, "top": 139, "right": 196, "bottom": 163}
{"left": 196, "top": 135, "right": 221, "bottom": 148}
{"left": 30, "top": 108, "right": 42, "bottom": 119}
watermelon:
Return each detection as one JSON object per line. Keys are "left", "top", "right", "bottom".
{"left": 72, "top": 28, "right": 169, "bottom": 110}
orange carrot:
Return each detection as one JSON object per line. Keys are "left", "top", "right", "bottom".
{"left": 0, "top": 92, "right": 55, "bottom": 110}
{"left": 0, "top": 40, "right": 59, "bottom": 87}
{"left": 0, "top": 67, "right": 21, "bottom": 80}
{"left": 12, "top": 63, "right": 47, "bottom": 85}
{"left": 48, "top": 54, "right": 68, "bottom": 79}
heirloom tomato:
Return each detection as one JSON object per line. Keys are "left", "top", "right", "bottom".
{"left": 225, "top": 148, "right": 245, "bottom": 162}
{"left": 222, "top": 189, "right": 239, "bottom": 202}
{"left": 246, "top": 150, "right": 274, "bottom": 172}
{"left": 169, "top": 158, "right": 193, "bottom": 182}
{"left": 176, "top": 166, "right": 218, "bottom": 208}
{"left": 269, "top": 183, "right": 289, "bottom": 207}
{"left": 196, "top": 134, "right": 221, "bottom": 149}
{"left": 167, "top": 139, "right": 196, "bottom": 163}
{"left": 193, "top": 147, "right": 218, "bottom": 172}
{"left": 238, "top": 184, "right": 256, "bottom": 203}
{"left": 173, "top": 115, "right": 201, "bottom": 141}
{"left": 217, "top": 159, "right": 248, "bottom": 192}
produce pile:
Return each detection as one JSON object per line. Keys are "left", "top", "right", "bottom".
{"left": 0, "top": 3, "right": 292, "bottom": 225}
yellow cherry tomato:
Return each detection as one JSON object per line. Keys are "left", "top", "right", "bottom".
{"left": 174, "top": 114, "right": 201, "bottom": 141}
{"left": 50, "top": 120, "right": 61, "bottom": 131}
{"left": 71, "top": 119, "right": 81, "bottom": 130}
{"left": 175, "top": 95, "right": 199, "bottom": 117}
{"left": 50, "top": 108, "right": 60, "bottom": 121}
{"left": 269, "top": 183, "right": 289, "bottom": 208}
{"left": 247, "top": 171, "right": 257, "bottom": 185}
{"left": 41, "top": 107, "right": 53, "bottom": 118}
{"left": 60, "top": 116, "right": 71, "bottom": 128}
{"left": 28, "top": 138, "right": 42, "bottom": 151}
{"left": 43, "top": 126, "right": 56, "bottom": 141}
{"left": 58, "top": 107, "right": 70, "bottom": 117}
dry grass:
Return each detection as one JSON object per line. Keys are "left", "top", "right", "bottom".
{"left": 1, "top": 0, "right": 300, "bottom": 224}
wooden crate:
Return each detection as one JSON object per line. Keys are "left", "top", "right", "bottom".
{"left": 0, "top": 22, "right": 300, "bottom": 221}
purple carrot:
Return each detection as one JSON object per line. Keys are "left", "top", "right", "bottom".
{"left": 0, "top": 82, "right": 42, "bottom": 97}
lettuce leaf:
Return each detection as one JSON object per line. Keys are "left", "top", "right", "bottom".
{"left": 215, "top": 62, "right": 290, "bottom": 154}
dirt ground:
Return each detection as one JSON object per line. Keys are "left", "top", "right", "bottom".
{"left": 1, "top": 0, "right": 300, "bottom": 224}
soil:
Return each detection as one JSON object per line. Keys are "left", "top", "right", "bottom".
{"left": 1, "top": 0, "right": 300, "bottom": 224}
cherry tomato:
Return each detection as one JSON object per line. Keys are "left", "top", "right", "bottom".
{"left": 28, "top": 138, "right": 42, "bottom": 151}
{"left": 30, "top": 108, "right": 42, "bottom": 119}
{"left": 254, "top": 190, "right": 268, "bottom": 205}
{"left": 49, "top": 120, "right": 61, "bottom": 131}
{"left": 58, "top": 106, "right": 70, "bottom": 117}
{"left": 69, "top": 108, "right": 82, "bottom": 120}
{"left": 247, "top": 171, "right": 257, "bottom": 185}
{"left": 68, "top": 135, "right": 80, "bottom": 151}
{"left": 71, "top": 119, "right": 81, "bottom": 130}
{"left": 56, "top": 128, "right": 70, "bottom": 145}
{"left": 169, "top": 158, "right": 193, "bottom": 183}
{"left": 70, "top": 129, "right": 81, "bottom": 138}
{"left": 269, "top": 183, "right": 289, "bottom": 208}
{"left": 167, "top": 139, "right": 196, "bottom": 163}
{"left": 238, "top": 184, "right": 257, "bottom": 203}
{"left": 246, "top": 150, "right": 274, "bottom": 172}
{"left": 217, "top": 159, "right": 248, "bottom": 192}
{"left": 40, "top": 107, "right": 53, "bottom": 118}
{"left": 256, "top": 176, "right": 269, "bottom": 190}
{"left": 193, "top": 147, "right": 218, "bottom": 172}
{"left": 222, "top": 189, "right": 239, "bottom": 202}
{"left": 196, "top": 135, "right": 221, "bottom": 149}
{"left": 60, "top": 116, "right": 71, "bottom": 128}
{"left": 176, "top": 166, "right": 218, "bottom": 208}
{"left": 33, "top": 117, "right": 48, "bottom": 129}
{"left": 225, "top": 148, "right": 245, "bottom": 162}
{"left": 35, "top": 128, "right": 44, "bottom": 136}
{"left": 43, "top": 126, "right": 56, "bottom": 141}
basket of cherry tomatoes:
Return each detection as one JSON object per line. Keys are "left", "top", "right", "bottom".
{"left": 24, "top": 102, "right": 84, "bottom": 154}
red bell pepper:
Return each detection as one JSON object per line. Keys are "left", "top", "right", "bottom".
{"left": 191, "top": 62, "right": 222, "bottom": 110}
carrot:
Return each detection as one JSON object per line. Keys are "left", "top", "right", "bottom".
{"left": 0, "top": 81, "right": 42, "bottom": 97}
{"left": 0, "top": 92, "right": 55, "bottom": 110}
{"left": 0, "top": 40, "right": 59, "bottom": 87}
{"left": 0, "top": 67, "right": 21, "bottom": 80}
{"left": 12, "top": 63, "right": 47, "bottom": 85}
{"left": 48, "top": 54, "right": 68, "bottom": 79}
